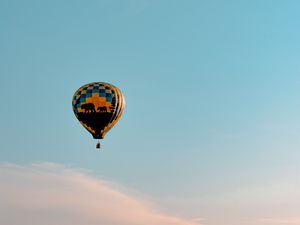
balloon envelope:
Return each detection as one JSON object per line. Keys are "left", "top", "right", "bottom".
{"left": 72, "top": 82, "right": 125, "bottom": 139}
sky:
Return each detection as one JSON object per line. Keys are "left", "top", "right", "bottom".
{"left": 0, "top": 0, "right": 300, "bottom": 225}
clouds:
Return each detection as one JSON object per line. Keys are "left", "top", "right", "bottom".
{"left": 258, "top": 218, "right": 300, "bottom": 225}
{"left": 1, "top": 162, "right": 300, "bottom": 225}
{"left": 0, "top": 163, "right": 201, "bottom": 225}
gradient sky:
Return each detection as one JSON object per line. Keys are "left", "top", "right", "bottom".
{"left": 1, "top": 1, "right": 300, "bottom": 225}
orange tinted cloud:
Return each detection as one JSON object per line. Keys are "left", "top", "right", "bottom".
{"left": 0, "top": 163, "right": 202, "bottom": 225}
{"left": 258, "top": 218, "right": 300, "bottom": 224}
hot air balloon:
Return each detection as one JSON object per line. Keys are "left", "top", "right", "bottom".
{"left": 72, "top": 82, "right": 125, "bottom": 149}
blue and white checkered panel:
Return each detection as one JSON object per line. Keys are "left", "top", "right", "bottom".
{"left": 72, "top": 82, "right": 118, "bottom": 114}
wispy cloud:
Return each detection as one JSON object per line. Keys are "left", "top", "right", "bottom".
{"left": 0, "top": 163, "right": 202, "bottom": 225}
{"left": 258, "top": 217, "right": 300, "bottom": 224}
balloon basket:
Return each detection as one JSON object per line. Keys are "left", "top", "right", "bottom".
{"left": 96, "top": 141, "right": 101, "bottom": 149}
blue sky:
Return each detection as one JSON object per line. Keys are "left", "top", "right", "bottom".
{"left": 1, "top": 1, "right": 300, "bottom": 225}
